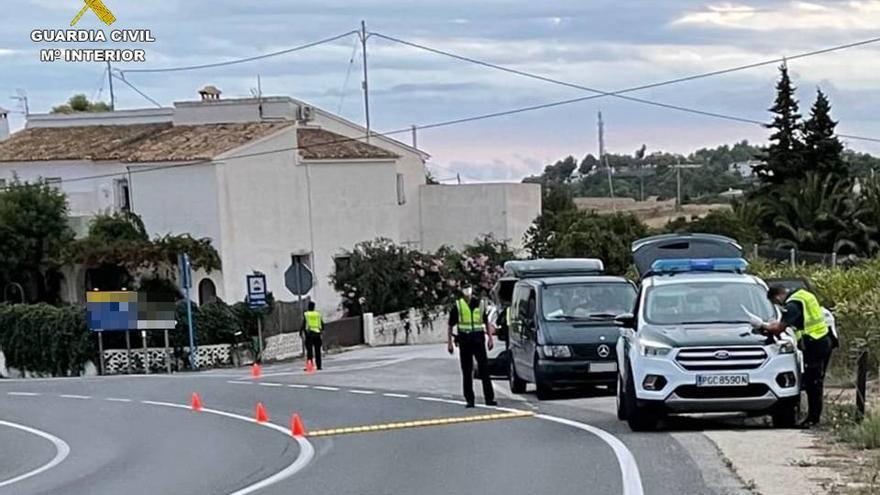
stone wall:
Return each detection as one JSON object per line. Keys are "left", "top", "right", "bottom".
{"left": 365, "top": 309, "right": 448, "bottom": 346}
{"left": 261, "top": 332, "right": 304, "bottom": 362}
{"left": 100, "top": 343, "right": 231, "bottom": 374}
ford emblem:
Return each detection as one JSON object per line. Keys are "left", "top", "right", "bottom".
{"left": 714, "top": 350, "right": 731, "bottom": 360}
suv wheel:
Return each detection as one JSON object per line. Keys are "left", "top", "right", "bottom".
{"left": 616, "top": 373, "right": 627, "bottom": 420}
{"left": 771, "top": 398, "right": 799, "bottom": 429}
{"left": 509, "top": 357, "right": 526, "bottom": 394}
{"left": 624, "top": 365, "right": 659, "bottom": 431}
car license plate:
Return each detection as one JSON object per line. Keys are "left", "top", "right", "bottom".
{"left": 590, "top": 362, "right": 617, "bottom": 373}
{"left": 696, "top": 374, "right": 749, "bottom": 387}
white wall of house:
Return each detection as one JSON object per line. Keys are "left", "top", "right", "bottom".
{"left": 214, "top": 127, "right": 310, "bottom": 308}
{"left": 303, "top": 159, "right": 402, "bottom": 313}
{"left": 419, "top": 183, "right": 542, "bottom": 253}
{"left": 27, "top": 109, "right": 173, "bottom": 128}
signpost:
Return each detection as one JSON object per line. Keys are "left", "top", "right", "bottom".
{"left": 285, "top": 256, "right": 314, "bottom": 351}
{"left": 179, "top": 253, "right": 197, "bottom": 370}
{"left": 247, "top": 272, "right": 268, "bottom": 355}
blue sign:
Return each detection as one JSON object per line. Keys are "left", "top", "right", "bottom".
{"left": 178, "top": 253, "right": 192, "bottom": 289}
{"left": 247, "top": 273, "right": 268, "bottom": 308}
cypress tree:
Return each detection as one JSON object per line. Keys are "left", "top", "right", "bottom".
{"left": 803, "top": 89, "right": 846, "bottom": 180}
{"left": 755, "top": 64, "right": 804, "bottom": 185}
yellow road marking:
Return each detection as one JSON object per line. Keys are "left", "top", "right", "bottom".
{"left": 308, "top": 410, "right": 534, "bottom": 437}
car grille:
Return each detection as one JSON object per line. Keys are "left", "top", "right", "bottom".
{"left": 674, "top": 384, "right": 770, "bottom": 399}
{"left": 675, "top": 346, "right": 767, "bottom": 371}
{"left": 570, "top": 343, "right": 616, "bottom": 360}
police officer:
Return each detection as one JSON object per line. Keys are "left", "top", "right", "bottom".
{"left": 760, "top": 286, "right": 833, "bottom": 427}
{"left": 448, "top": 286, "right": 497, "bottom": 408}
{"left": 303, "top": 301, "right": 324, "bottom": 370}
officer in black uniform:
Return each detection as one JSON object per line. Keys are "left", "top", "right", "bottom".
{"left": 448, "top": 286, "right": 497, "bottom": 408}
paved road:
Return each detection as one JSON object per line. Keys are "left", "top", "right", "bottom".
{"left": 0, "top": 344, "right": 749, "bottom": 495}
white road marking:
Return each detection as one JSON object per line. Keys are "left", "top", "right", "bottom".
{"left": 287, "top": 384, "right": 309, "bottom": 389}
{"left": 260, "top": 357, "right": 416, "bottom": 378}
{"left": 313, "top": 386, "right": 340, "bottom": 391}
{"left": 382, "top": 393, "right": 409, "bottom": 398}
{"left": 59, "top": 394, "right": 90, "bottom": 400}
{"left": 0, "top": 421, "right": 71, "bottom": 488}
{"left": 105, "top": 397, "right": 132, "bottom": 403}
{"left": 259, "top": 383, "right": 283, "bottom": 387}
{"left": 535, "top": 414, "right": 644, "bottom": 495}
{"left": 348, "top": 390, "right": 374, "bottom": 395}
{"left": 137, "top": 400, "right": 314, "bottom": 495}
{"left": 417, "top": 396, "right": 447, "bottom": 402}
{"left": 7, "top": 392, "right": 40, "bottom": 396}
{"left": 227, "top": 381, "right": 252, "bottom": 385}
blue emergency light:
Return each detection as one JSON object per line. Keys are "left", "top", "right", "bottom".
{"left": 650, "top": 257, "right": 748, "bottom": 274}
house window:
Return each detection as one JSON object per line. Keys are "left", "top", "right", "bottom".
{"left": 396, "top": 173, "right": 406, "bottom": 205}
{"left": 292, "top": 252, "right": 315, "bottom": 288}
{"left": 44, "top": 177, "right": 62, "bottom": 188}
{"left": 115, "top": 178, "right": 131, "bottom": 212}
{"left": 334, "top": 255, "right": 351, "bottom": 275}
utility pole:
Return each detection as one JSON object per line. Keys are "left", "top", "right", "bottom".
{"left": 411, "top": 125, "right": 417, "bottom": 149}
{"left": 673, "top": 161, "right": 701, "bottom": 212}
{"left": 107, "top": 61, "right": 115, "bottom": 111}
{"left": 598, "top": 112, "right": 615, "bottom": 211}
{"left": 360, "top": 20, "right": 371, "bottom": 142}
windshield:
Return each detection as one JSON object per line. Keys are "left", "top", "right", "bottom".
{"left": 644, "top": 281, "right": 775, "bottom": 325}
{"left": 542, "top": 283, "right": 636, "bottom": 320}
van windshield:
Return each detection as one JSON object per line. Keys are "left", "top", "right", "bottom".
{"left": 542, "top": 283, "right": 636, "bottom": 321}
{"left": 644, "top": 281, "right": 775, "bottom": 325}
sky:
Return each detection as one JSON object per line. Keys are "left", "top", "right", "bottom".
{"left": 2, "top": 0, "right": 880, "bottom": 182}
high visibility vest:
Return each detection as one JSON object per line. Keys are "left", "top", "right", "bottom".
{"left": 457, "top": 298, "right": 484, "bottom": 333}
{"left": 304, "top": 311, "right": 323, "bottom": 333}
{"left": 787, "top": 290, "right": 829, "bottom": 341}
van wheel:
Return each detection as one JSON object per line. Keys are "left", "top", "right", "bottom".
{"left": 534, "top": 357, "right": 553, "bottom": 400}
{"left": 771, "top": 398, "right": 799, "bottom": 429}
{"left": 624, "top": 365, "right": 658, "bottom": 431}
{"left": 509, "top": 357, "right": 526, "bottom": 394}
{"left": 616, "top": 373, "right": 627, "bottom": 420}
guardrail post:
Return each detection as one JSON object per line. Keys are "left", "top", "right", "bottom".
{"left": 856, "top": 350, "right": 868, "bottom": 423}
{"left": 831, "top": 251, "right": 838, "bottom": 268}
{"left": 789, "top": 248, "right": 796, "bottom": 268}
{"left": 753, "top": 243, "right": 759, "bottom": 260}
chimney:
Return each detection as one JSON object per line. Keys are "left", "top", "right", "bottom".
{"left": 198, "top": 85, "right": 222, "bottom": 102}
{"left": 0, "top": 107, "right": 9, "bottom": 142}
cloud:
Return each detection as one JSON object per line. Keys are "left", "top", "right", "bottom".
{"left": 0, "top": 48, "right": 17, "bottom": 57}
{"left": 673, "top": 1, "right": 880, "bottom": 31}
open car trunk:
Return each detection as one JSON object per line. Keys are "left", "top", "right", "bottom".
{"left": 631, "top": 234, "right": 742, "bottom": 278}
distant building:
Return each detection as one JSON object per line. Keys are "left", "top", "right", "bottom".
{"left": 0, "top": 89, "right": 540, "bottom": 313}
{"left": 730, "top": 160, "right": 762, "bottom": 178}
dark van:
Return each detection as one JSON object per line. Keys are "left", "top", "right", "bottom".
{"left": 507, "top": 276, "right": 637, "bottom": 400}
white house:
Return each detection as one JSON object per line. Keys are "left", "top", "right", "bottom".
{"left": 0, "top": 89, "right": 540, "bottom": 314}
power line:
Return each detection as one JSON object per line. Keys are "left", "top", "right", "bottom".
{"left": 121, "top": 30, "right": 359, "bottom": 74}
{"left": 112, "top": 73, "right": 163, "bottom": 108}
{"left": 372, "top": 32, "right": 880, "bottom": 142}
{"left": 337, "top": 36, "right": 360, "bottom": 114}
{"left": 91, "top": 66, "right": 107, "bottom": 102}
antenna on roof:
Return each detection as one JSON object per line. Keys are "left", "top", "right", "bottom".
{"left": 10, "top": 90, "right": 29, "bottom": 117}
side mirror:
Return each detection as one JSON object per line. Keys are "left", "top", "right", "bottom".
{"left": 614, "top": 313, "right": 636, "bottom": 328}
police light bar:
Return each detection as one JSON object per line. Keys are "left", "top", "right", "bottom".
{"left": 650, "top": 258, "right": 748, "bottom": 274}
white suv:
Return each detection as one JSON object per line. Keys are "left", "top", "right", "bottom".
{"left": 615, "top": 234, "right": 801, "bottom": 431}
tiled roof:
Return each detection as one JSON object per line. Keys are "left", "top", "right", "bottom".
{"left": 297, "top": 128, "right": 398, "bottom": 160}
{"left": 0, "top": 122, "right": 292, "bottom": 163}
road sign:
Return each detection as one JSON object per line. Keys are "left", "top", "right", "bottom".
{"left": 285, "top": 258, "right": 314, "bottom": 296}
{"left": 247, "top": 273, "right": 268, "bottom": 308}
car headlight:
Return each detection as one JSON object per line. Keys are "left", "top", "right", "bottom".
{"left": 777, "top": 340, "right": 796, "bottom": 354}
{"left": 639, "top": 339, "right": 671, "bottom": 357}
{"left": 541, "top": 345, "right": 572, "bottom": 359}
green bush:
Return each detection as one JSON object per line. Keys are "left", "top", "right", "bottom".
{"left": 0, "top": 304, "right": 93, "bottom": 376}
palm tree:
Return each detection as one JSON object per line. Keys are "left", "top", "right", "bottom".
{"left": 767, "top": 173, "right": 868, "bottom": 254}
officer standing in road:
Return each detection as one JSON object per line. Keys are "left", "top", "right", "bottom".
{"left": 448, "top": 285, "right": 497, "bottom": 408}
{"left": 303, "top": 301, "right": 324, "bottom": 370}
{"left": 760, "top": 286, "right": 833, "bottom": 427}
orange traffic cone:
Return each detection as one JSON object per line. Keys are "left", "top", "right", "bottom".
{"left": 304, "top": 359, "right": 316, "bottom": 374}
{"left": 255, "top": 402, "right": 269, "bottom": 423}
{"left": 290, "top": 413, "right": 307, "bottom": 437}
{"left": 191, "top": 393, "right": 203, "bottom": 412}
{"left": 251, "top": 362, "right": 262, "bottom": 378}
